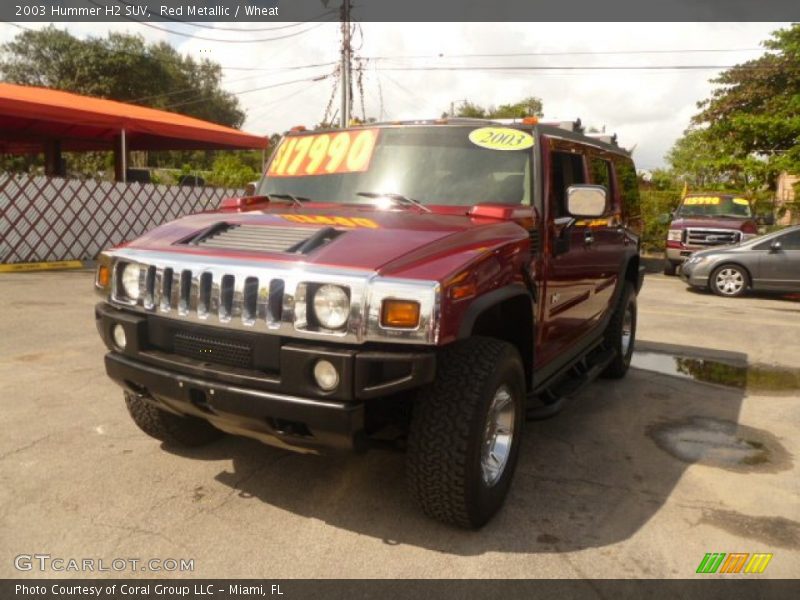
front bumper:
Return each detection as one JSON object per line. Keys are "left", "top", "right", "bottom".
{"left": 96, "top": 303, "right": 435, "bottom": 452}
{"left": 666, "top": 246, "right": 697, "bottom": 263}
{"left": 678, "top": 261, "right": 713, "bottom": 288}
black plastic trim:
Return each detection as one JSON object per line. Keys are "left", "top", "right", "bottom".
{"left": 456, "top": 283, "right": 533, "bottom": 339}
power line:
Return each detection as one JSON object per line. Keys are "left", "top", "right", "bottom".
{"left": 108, "top": 11, "right": 335, "bottom": 44}
{"left": 127, "top": 62, "right": 337, "bottom": 104}
{"left": 111, "top": 0, "right": 336, "bottom": 32}
{"left": 162, "top": 72, "right": 333, "bottom": 111}
{"left": 366, "top": 47, "right": 764, "bottom": 60}
{"left": 374, "top": 64, "right": 794, "bottom": 72}
{"left": 0, "top": 22, "right": 337, "bottom": 73}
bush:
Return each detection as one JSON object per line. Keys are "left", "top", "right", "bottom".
{"left": 639, "top": 190, "right": 682, "bottom": 253}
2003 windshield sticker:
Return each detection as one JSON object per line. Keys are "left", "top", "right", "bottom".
{"left": 267, "top": 129, "right": 379, "bottom": 177}
{"left": 469, "top": 127, "right": 534, "bottom": 151}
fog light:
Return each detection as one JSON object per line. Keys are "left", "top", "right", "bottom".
{"left": 112, "top": 324, "right": 127, "bottom": 350}
{"left": 313, "top": 359, "right": 339, "bottom": 391}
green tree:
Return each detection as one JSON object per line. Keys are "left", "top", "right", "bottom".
{"left": 0, "top": 26, "right": 244, "bottom": 127}
{"left": 449, "top": 96, "right": 544, "bottom": 119}
{"left": 688, "top": 24, "right": 800, "bottom": 188}
{"left": 666, "top": 128, "right": 768, "bottom": 192}
{"left": 207, "top": 153, "right": 260, "bottom": 188}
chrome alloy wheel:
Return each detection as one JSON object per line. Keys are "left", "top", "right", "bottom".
{"left": 480, "top": 385, "right": 516, "bottom": 487}
{"left": 715, "top": 267, "right": 745, "bottom": 296}
{"left": 621, "top": 300, "right": 634, "bottom": 356}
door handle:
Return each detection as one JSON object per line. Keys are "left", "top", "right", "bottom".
{"left": 584, "top": 231, "right": 594, "bottom": 245}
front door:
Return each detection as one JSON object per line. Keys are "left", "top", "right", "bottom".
{"left": 538, "top": 140, "right": 604, "bottom": 369}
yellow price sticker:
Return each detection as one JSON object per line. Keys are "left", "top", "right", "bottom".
{"left": 268, "top": 129, "right": 379, "bottom": 178}
{"left": 733, "top": 198, "right": 750, "bottom": 206}
{"left": 683, "top": 196, "right": 721, "bottom": 206}
{"left": 468, "top": 127, "right": 534, "bottom": 151}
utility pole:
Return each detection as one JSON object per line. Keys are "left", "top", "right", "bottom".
{"left": 340, "top": 0, "right": 351, "bottom": 128}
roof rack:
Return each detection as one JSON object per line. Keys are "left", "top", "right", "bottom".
{"left": 585, "top": 132, "right": 619, "bottom": 146}
{"left": 539, "top": 119, "right": 584, "bottom": 133}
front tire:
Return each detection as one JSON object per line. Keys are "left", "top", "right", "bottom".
{"left": 406, "top": 338, "right": 525, "bottom": 529}
{"left": 124, "top": 392, "right": 224, "bottom": 447}
{"left": 710, "top": 264, "right": 749, "bottom": 297}
{"left": 601, "top": 283, "right": 637, "bottom": 379}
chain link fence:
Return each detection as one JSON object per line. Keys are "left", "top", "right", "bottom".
{"left": 0, "top": 173, "right": 242, "bottom": 264}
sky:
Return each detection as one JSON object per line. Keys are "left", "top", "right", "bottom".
{"left": 0, "top": 21, "right": 791, "bottom": 170}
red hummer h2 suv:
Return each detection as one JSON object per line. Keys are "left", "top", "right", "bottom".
{"left": 94, "top": 120, "right": 644, "bottom": 528}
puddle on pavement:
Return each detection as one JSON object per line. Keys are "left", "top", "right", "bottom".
{"left": 700, "top": 508, "right": 800, "bottom": 549}
{"left": 631, "top": 352, "right": 800, "bottom": 394}
{"left": 648, "top": 417, "right": 791, "bottom": 472}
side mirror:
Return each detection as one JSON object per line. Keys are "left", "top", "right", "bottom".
{"left": 566, "top": 185, "right": 607, "bottom": 218}
{"left": 243, "top": 181, "right": 257, "bottom": 197}
{"left": 770, "top": 240, "right": 782, "bottom": 253}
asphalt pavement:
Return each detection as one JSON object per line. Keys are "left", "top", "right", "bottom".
{"left": 0, "top": 271, "right": 798, "bottom": 578}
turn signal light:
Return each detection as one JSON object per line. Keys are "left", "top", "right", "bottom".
{"left": 96, "top": 264, "right": 110, "bottom": 288}
{"left": 381, "top": 300, "right": 420, "bottom": 328}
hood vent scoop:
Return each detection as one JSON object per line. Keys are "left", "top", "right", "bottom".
{"left": 186, "top": 223, "right": 342, "bottom": 255}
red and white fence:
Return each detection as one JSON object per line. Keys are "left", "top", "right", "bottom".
{"left": 0, "top": 173, "right": 242, "bottom": 264}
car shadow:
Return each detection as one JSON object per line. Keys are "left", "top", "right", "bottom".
{"left": 684, "top": 283, "right": 800, "bottom": 304}
{"left": 161, "top": 343, "right": 783, "bottom": 556}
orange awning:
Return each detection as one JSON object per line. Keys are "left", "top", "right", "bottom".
{"left": 0, "top": 83, "right": 268, "bottom": 153}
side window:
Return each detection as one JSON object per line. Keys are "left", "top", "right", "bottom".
{"left": 550, "top": 151, "right": 586, "bottom": 218}
{"left": 614, "top": 156, "right": 642, "bottom": 226}
{"left": 778, "top": 230, "right": 800, "bottom": 250}
{"left": 590, "top": 157, "right": 613, "bottom": 194}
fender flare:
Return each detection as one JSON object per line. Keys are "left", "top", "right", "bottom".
{"left": 457, "top": 283, "right": 533, "bottom": 339}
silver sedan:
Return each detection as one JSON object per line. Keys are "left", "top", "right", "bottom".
{"left": 680, "top": 225, "right": 800, "bottom": 297}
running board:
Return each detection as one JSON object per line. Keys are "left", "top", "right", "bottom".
{"left": 526, "top": 347, "right": 616, "bottom": 420}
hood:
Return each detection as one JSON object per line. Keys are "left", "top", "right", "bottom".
{"left": 670, "top": 216, "right": 753, "bottom": 230}
{"left": 121, "top": 204, "right": 528, "bottom": 278}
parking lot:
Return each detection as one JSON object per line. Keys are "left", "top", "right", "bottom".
{"left": 0, "top": 270, "right": 798, "bottom": 578}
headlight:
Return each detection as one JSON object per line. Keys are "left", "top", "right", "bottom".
{"left": 312, "top": 284, "right": 350, "bottom": 330}
{"left": 667, "top": 229, "right": 683, "bottom": 242}
{"left": 686, "top": 255, "right": 707, "bottom": 265}
{"left": 120, "top": 263, "right": 142, "bottom": 300}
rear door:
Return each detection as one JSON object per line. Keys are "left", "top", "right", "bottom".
{"left": 586, "top": 153, "right": 626, "bottom": 319}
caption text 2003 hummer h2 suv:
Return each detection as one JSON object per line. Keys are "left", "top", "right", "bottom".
{"left": 94, "top": 119, "right": 645, "bottom": 528}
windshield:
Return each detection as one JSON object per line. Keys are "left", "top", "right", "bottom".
{"left": 259, "top": 126, "right": 532, "bottom": 207}
{"left": 677, "top": 195, "right": 752, "bottom": 218}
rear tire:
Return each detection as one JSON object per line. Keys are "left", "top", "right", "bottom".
{"left": 601, "top": 283, "right": 637, "bottom": 379}
{"left": 710, "top": 264, "right": 749, "bottom": 298}
{"left": 406, "top": 337, "right": 525, "bottom": 529}
{"left": 124, "top": 392, "right": 224, "bottom": 447}
{"left": 663, "top": 260, "right": 678, "bottom": 276}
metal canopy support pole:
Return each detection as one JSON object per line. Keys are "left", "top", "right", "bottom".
{"left": 43, "top": 140, "right": 64, "bottom": 177}
{"left": 340, "top": 0, "right": 351, "bottom": 128}
{"left": 113, "top": 130, "right": 128, "bottom": 183}
{"left": 121, "top": 128, "right": 127, "bottom": 183}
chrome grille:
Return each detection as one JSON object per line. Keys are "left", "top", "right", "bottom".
{"left": 121, "top": 263, "right": 286, "bottom": 329}
{"left": 105, "top": 247, "right": 440, "bottom": 345}
{"left": 195, "top": 224, "right": 322, "bottom": 253}
{"left": 685, "top": 228, "right": 741, "bottom": 247}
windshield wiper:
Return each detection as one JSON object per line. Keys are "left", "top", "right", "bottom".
{"left": 357, "top": 192, "right": 432, "bottom": 213}
{"left": 267, "top": 193, "right": 311, "bottom": 207}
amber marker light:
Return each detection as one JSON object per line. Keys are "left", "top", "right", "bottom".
{"left": 381, "top": 299, "right": 421, "bottom": 328}
{"left": 96, "top": 264, "right": 110, "bottom": 288}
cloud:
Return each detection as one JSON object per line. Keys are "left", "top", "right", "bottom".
{"left": 1, "top": 20, "right": 789, "bottom": 169}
